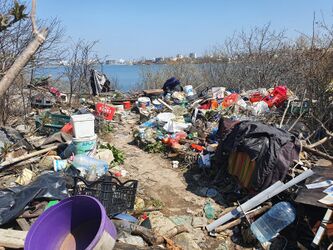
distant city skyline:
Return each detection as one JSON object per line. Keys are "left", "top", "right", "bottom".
{"left": 37, "top": 1, "right": 333, "bottom": 60}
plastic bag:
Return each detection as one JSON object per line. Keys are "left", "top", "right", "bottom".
{"left": 252, "top": 101, "right": 270, "bottom": 116}
{"left": 163, "top": 120, "right": 191, "bottom": 133}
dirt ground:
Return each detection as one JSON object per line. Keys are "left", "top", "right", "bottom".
{"left": 103, "top": 113, "right": 235, "bottom": 250}
{"left": 105, "top": 114, "right": 207, "bottom": 216}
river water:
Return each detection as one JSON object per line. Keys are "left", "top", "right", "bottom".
{"left": 35, "top": 64, "right": 162, "bottom": 91}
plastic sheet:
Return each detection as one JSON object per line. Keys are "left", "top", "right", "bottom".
{"left": 0, "top": 172, "right": 68, "bottom": 225}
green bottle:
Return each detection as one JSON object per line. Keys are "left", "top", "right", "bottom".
{"left": 204, "top": 202, "right": 215, "bottom": 219}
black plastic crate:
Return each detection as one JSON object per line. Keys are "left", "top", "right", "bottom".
{"left": 73, "top": 174, "right": 138, "bottom": 216}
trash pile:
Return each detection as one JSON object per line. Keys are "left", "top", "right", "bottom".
{"left": 131, "top": 77, "right": 333, "bottom": 249}
{"left": 0, "top": 74, "right": 332, "bottom": 249}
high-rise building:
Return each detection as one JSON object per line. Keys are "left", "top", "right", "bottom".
{"left": 189, "top": 53, "right": 197, "bottom": 59}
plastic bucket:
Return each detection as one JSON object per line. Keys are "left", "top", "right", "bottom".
{"left": 123, "top": 101, "right": 131, "bottom": 110}
{"left": 138, "top": 97, "right": 151, "bottom": 107}
{"left": 25, "top": 195, "right": 117, "bottom": 250}
{"left": 152, "top": 99, "right": 163, "bottom": 110}
{"left": 73, "top": 134, "right": 97, "bottom": 155}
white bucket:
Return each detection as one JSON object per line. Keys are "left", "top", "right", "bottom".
{"left": 138, "top": 97, "right": 151, "bottom": 107}
{"left": 184, "top": 85, "right": 194, "bottom": 96}
{"left": 71, "top": 113, "right": 95, "bottom": 138}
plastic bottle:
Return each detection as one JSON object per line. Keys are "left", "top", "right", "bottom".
{"left": 140, "top": 118, "right": 157, "bottom": 128}
{"left": 72, "top": 155, "right": 108, "bottom": 178}
{"left": 250, "top": 202, "right": 296, "bottom": 243}
{"left": 86, "top": 165, "right": 97, "bottom": 181}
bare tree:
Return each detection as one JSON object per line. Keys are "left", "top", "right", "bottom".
{"left": 64, "top": 39, "right": 98, "bottom": 105}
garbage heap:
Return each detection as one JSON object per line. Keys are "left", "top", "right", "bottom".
{"left": 0, "top": 89, "right": 143, "bottom": 249}
{"left": 0, "top": 74, "right": 332, "bottom": 249}
{"left": 131, "top": 77, "right": 333, "bottom": 249}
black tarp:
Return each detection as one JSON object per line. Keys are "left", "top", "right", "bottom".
{"left": 0, "top": 172, "right": 68, "bottom": 225}
{"left": 215, "top": 119, "right": 301, "bottom": 191}
{"left": 90, "top": 69, "right": 111, "bottom": 96}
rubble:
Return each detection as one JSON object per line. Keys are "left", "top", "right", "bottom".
{"left": 0, "top": 75, "right": 332, "bottom": 249}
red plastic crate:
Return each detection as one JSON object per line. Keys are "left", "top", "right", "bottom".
{"left": 96, "top": 103, "right": 116, "bottom": 120}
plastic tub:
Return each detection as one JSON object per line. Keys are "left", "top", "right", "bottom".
{"left": 71, "top": 114, "right": 95, "bottom": 138}
{"left": 152, "top": 99, "right": 163, "bottom": 110}
{"left": 25, "top": 195, "right": 117, "bottom": 250}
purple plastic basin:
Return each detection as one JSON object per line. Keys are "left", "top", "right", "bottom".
{"left": 25, "top": 195, "right": 117, "bottom": 250}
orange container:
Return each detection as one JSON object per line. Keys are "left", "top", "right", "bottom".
{"left": 211, "top": 99, "right": 219, "bottom": 110}
{"left": 123, "top": 101, "right": 131, "bottom": 110}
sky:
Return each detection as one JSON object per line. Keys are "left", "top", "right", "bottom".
{"left": 37, "top": 0, "right": 333, "bottom": 60}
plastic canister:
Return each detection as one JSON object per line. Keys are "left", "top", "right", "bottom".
{"left": 184, "top": 85, "right": 194, "bottom": 96}
{"left": 70, "top": 113, "right": 95, "bottom": 138}
{"left": 152, "top": 99, "right": 163, "bottom": 110}
{"left": 250, "top": 202, "right": 296, "bottom": 243}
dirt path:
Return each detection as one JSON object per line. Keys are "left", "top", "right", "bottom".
{"left": 105, "top": 114, "right": 206, "bottom": 216}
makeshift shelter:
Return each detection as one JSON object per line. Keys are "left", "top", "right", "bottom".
{"left": 215, "top": 118, "right": 301, "bottom": 191}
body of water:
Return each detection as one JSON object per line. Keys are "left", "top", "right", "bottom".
{"left": 35, "top": 64, "right": 162, "bottom": 91}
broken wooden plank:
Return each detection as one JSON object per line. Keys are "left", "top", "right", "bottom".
{"left": 302, "top": 144, "right": 333, "bottom": 161}
{"left": 216, "top": 203, "right": 272, "bottom": 233}
{"left": 157, "top": 98, "right": 173, "bottom": 111}
{"left": 0, "top": 145, "right": 58, "bottom": 169}
{"left": 143, "top": 89, "right": 164, "bottom": 96}
{"left": 115, "top": 242, "right": 164, "bottom": 250}
{"left": 16, "top": 218, "right": 31, "bottom": 231}
{"left": 0, "top": 229, "right": 27, "bottom": 249}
